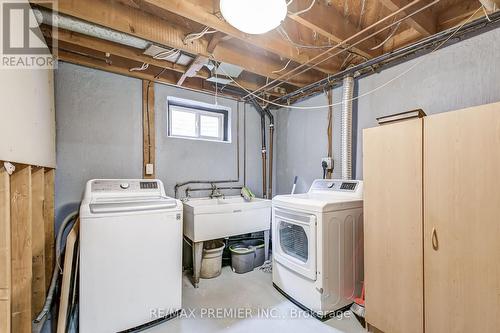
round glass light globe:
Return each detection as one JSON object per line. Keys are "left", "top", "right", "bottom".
{"left": 220, "top": 0, "right": 288, "bottom": 35}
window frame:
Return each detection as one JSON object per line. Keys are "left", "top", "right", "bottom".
{"left": 167, "top": 97, "right": 231, "bottom": 143}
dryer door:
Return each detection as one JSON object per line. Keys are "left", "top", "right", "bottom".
{"left": 273, "top": 207, "right": 317, "bottom": 281}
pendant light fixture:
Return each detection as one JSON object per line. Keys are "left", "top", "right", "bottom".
{"left": 220, "top": 0, "right": 288, "bottom": 35}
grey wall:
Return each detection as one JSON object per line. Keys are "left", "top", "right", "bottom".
{"left": 55, "top": 62, "right": 270, "bottom": 226}
{"left": 55, "top": 63, "right": 143, "bottom": 225}
{"left": 276, "top": 27, "right": 500, "bottom": 194}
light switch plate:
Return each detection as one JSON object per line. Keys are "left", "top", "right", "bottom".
{"left": 145, "top": 163, "right": 154, "bottom": 175}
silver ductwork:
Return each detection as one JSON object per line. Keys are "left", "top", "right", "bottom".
{"left": 341, "top": 75, "right": 354, "bottom": 180}
{"left": 33, "top": 8, "right": 149, "bottom": 49}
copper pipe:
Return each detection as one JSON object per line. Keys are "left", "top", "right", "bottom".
{"left": 244, "top": 0, "right": 433, "bottom": 98}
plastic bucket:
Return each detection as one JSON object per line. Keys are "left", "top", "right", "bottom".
{"left": 242, "top": 239, "right": 265, "bottom": 267}
{"left": 229, "top": 244, "right": 255, "bottom": 274}
{"left": 200, "top": 240, "right": 225, "bottom": 279}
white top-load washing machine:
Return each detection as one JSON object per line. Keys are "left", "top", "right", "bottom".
{"left": 272, "top": 179, "right": 363, "bottom": 319}
{"left": 79, "top": 179, "right": 182, "bottom": 333}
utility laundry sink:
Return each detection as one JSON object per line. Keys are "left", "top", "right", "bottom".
{"left": 183, "top": 196, "right": 270, "bottom": 239}
{"left": 183, "top": 195, "right": 271, "bottom": 287}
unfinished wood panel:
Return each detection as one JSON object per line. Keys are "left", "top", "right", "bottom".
{"left": 424, "top": 102, "right": 500, "bottom": 333}
{"left": 10, "top": 165, "right": 32, "bottom": 333}
{"left": 0, "top": 167, "right": 11, "bottom": 333}
{"left": 57, "top": 220, "right": 79, "bottom": 333}
{"left": 31, "top": 168, "right": 45, "bottom": 319}
{"left": 363, "top": 118, "right": 423, "bottom": 333}
{"left": 44, "top": 169, "right": 55, "bottom": 293}
{"left": 142, "top": 80, "right": 156, "bottom": 179}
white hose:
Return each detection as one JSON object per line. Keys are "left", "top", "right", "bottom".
{"left": 34, "top": 211, "right": 79, "bottom": 327}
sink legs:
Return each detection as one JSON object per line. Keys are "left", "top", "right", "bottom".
{"left": 192, "top": 241, "right": 203, "bottom": 288}
{"left": 264, "top": 230, "right": 270, "bottom": 261}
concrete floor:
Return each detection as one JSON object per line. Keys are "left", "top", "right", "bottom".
{"left": 147, "top": 266, "right": 366, "bottom": 333}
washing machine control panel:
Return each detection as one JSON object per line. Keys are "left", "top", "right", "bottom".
{"left": 309, "top": 179, "right": 360, "bottom": 192}
{"left": 91, "top": 180, "right": 160, "bottom": 193}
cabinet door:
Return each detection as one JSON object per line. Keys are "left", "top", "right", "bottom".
{"left": 424, "top": 102, "right": 500, "bottom": 333}
{"left": 363, "top": 118, "right": 423, "bottom": 333}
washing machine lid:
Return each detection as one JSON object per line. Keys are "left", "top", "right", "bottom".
{"left": 89, "top": 196, "right": 177, "bottom": 214}
{"left": 80, "top": 179, "right": 180, "bottom": 218}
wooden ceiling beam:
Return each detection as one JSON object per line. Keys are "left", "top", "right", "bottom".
{"left": 177, "top": 55, "right": 207, "bottom": 86}
{"left": 437, "top": 0, "right": 484, "bottom": 30}
{"left": 206, "top": 32, "right": 231, "bottom": 54}
{"left": 49, "top": 31, "right": 285, "bottom": 95}
{"left": 378, "top": 0, "right": 437, "bottom": 36}
{"left": 55, "top": 49, "right": 284, "bottom": 98}
{"left": 135, "top": 0, "right": 342, "bottom": 74}
{"left": 287, "top": 0, "right": 381, "bottom": 59}
{"left": 42, "top": 26, "right": 188, "bottom": 74}
{"left": 32, "top": 0, "right": 322, "bottom": 87}
{"left": 382, "top": 27, "right": 420, "bottom": 52}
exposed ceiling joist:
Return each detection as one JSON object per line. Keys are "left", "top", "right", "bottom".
{"left": 56, "top": 47, "right": 284, "bottom": 97}
{"left": 32, "top": 0, "right": 321, "bottom": 87}
{"left": 177, "top": 55, "right": 207, "bottom": 86}
{"left": 135, "top": 0, "right": 343, "bottom": 74}
{"left": 287, "top": 0, "right": 381, "bottom": 59}
{"left": 207, "top": 32, "right": 231, "bottom": 53}
{"left": 378, "top": 0, "right": 437, "bottom": 36}
{"left": 382, "top": 27, "right": 420, "bottom": 52}
{"left": 42, "top": 26, "right": 187, "bottom": 73}
{"left": 47, "top": 28, "right": 285, "bottom": 96}
{"left": 437, "top": 1, "right": 484, "bottom": 30}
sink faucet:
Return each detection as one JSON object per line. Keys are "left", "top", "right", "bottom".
{"left": 210, "top": 183, "right": 224, "bottom": 199}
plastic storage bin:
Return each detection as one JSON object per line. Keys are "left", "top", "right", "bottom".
{"left": 229, "top": 244, "right": 255, "bottom": 274}
{"left": 200, "top": 240, "right": 225, "bottom": 279}
{"left": 229, "top": 239, "right": 265, "bottom": 273}
{"left": 242, "top": 239, "right": 265, "bottom": 267}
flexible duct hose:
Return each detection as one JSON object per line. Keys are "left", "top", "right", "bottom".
{"left": 341, "top": 75, "right": 354, "bottom": 180}
{"left": 34, "top": 211, "right": 79, "bottom": 326}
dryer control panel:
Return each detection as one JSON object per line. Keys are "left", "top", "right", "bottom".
{"left": 309, "top": 179, "right": 363, "bottom": 198}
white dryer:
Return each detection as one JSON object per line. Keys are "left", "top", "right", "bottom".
{"left": 79, "top": 179, "right": 182, "bottom": 333}
{"left": 272, "top": 179, "right": 363, "bottom": 319}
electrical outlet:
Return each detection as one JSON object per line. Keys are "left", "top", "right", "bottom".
{"left": 145, "top": 163, "right": 154, "bottom": 175}
{"left": 322, "top": 157, "right": 333, "bottom": 170}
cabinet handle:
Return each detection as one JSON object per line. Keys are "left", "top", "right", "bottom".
{"left": 431, "top": 227, "right": 439, "bottom": 251}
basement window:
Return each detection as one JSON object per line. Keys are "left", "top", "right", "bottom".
{"left": 167, "top": 97, "right": 231, "bottom": 142}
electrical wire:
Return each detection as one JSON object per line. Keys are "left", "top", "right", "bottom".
{"left": 370, "top": 21, "right": 401, "bottom": 50}
{"left": 211, "top": 6, "right": 482, "bottom": 110}
{"left": 129, "top": 62, "right": 149, "bottom": 72}
{"left": 278, "top": 26, "right": 338, "bottom": 49}
{"left": 153, "top": 48, "right": 180, "bottom": 60}
{"left": 272, "top": 59, "right": 293, "bottom": 74}
{"left": 243, "top": 0, "right": 436, "bottom": 98}
{"left": 482, "top": 5, "right": 492, "bottom": 22}
{"left": 288, "top": 0, "right": 315, "bottom": 16}
{"left": 183, "top": 26, "right": 217, "bottom": 44}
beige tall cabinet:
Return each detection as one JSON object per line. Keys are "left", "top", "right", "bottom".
{"left": 363, "top": 102, "right": 500, "bottom": 333}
